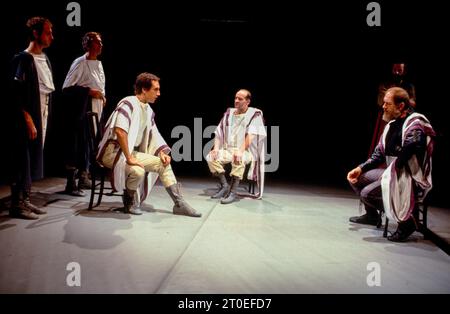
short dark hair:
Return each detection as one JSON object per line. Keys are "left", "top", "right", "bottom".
{"left": 26, "top": 17, "right": 52, "bottom": 41}
{"left": 82, "top": 32, "right": 101, "bottom": 52}
{"left": 134, "top": 73, "right": 160, "bottom": 94}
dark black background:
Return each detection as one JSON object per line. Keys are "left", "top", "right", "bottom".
{"left": 1, "top": 0, "right": 449, "bottom": 207}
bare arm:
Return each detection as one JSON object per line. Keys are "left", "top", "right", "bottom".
{"left": 241, "top": 133, "right": 255, "bottom": 152}
{"left": 233, "top": 133, "right": 255, "bottom": 164}
{"left": 114, "top": 127, "right": 143, "bottom": 168}
{"left": 23, "top": 110, "right": 37, "bottom": 140}
{"left": 210, "top": 137, "right": 221, "bottom": 160}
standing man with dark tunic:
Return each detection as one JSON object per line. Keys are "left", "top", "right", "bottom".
{"left": 8, "top": 17, "right": 54, "bottom": 219}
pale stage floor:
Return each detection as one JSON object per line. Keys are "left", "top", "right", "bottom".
{"left": 0, "top": 177, "right": 449, "bottom": 293}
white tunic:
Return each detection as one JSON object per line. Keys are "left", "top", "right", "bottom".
{"left": 63, "top": 55, "right": 106, "bottom": 116}
{"left": 30, "top": 52, "right": 55, "bottom": 94}
{"left": 30, "top": 52, "right": 54, "bottom": 146}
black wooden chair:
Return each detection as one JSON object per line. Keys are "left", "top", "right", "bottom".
{"left": 243, "top": 162, "right": 259, "bottom": 197}
{"left": 86, "top": 112, "right": 120, "bottom": 210}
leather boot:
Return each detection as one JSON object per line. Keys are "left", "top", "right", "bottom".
{"left": 349, "top": 206, "right": 379, "bottom": 226}
{"left": 65, "top": 168, "right": 85, "bottom": 197}
{"left": 78, "top": 170, "right": 92, "bottom": 189}
{"left": 9, "top": 185, "right": 39, "bottom": 220}
{"left": 23, "top": 189, "right": 47, "bottom": 214}
{"left": 388, "top": 217, "right": 417, "bottom": 242}
{"left": 211, "top": 172, "right": 229, "bottom": 199}
{"left": 166, "top": 183, "right": 201, "bottom": 217}
{"left": 220, "top": 176, "right": 240, "bottom": 205}
{"left": 122, "top": 189, "right": 142, "bottom": 215}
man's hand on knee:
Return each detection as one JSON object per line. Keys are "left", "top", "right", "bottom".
{"left": 126, "top": 156, "right": 144, "bottom": 169}
{"left": 210, "top": 149, "right": 219, "bottom": 161}
{"left": 347, "top": 167, "right": 362, "bottom": 184}
{"left": 159, "top": 151, "right": 171, "bottom": 167}
{"left": 233, "top": 151, "right": 243, "bottom": 165}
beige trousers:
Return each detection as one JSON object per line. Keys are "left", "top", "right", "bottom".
{"left": 206, "top": 148, "right": 252, "bottom": 179}
{"left": 102, "top": 144, "right": 177, "bottom": 191}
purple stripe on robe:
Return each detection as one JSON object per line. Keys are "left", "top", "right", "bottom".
{"left": 155, "top": 144, "right": 170, "bottom": 157}
{"left": 388, "top": 163, "right": 399, "bottom": 221}
{"left": 252, "top": 160, "right": 258, "bottom": 179}
{"left": 247, "top": 110, "right": 262, "bottom": 128}
{"left": 223, "top": 109, "right": 231, "bottom": 143}
{"left": 117, "top": 108, "right": 131, "bottom": 127}
{"left": 121, "top": 100, "right": 134, "bottom": 113}
{"left": 147, "top": 128, "right": 153, "bottom": 143}
{"left": 225, "top": 108, "right": 231, "bottom": 126}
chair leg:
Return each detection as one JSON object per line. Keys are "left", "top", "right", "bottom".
{"left": 248, "top": 181, "right": 255, "bottom": 195}
{"left": 422, "top": 203, "right": 428, "bottom": 240}
{"left": 383, "top": 216, "right": 389, "bottom": 238}
{"left": 96, "top": 171, "right": 105, "bottom": 207}
{"left": 88, "top": 173, "right": 96, "bottom": 210}
{"left": 422, "top": 203, "right": 428, "bottom": 228}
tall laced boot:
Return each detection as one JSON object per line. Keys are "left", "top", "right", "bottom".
{"left": 122, "top": 189, "right": 142, "bottom": 215}
{"left": 9, "top": 185, "right": 38, "bottom": 220}
{"left": 23, "top": 189, "right": 46, "bottom": 214}
{"left": 166, "top": 183, "right": 202, "bottom": 217}
{"left": 349, "top": 206, "right": 379, "bottom": 226}
{"left": 78, "top": 170, "right": 92, "bottom": 189}
{"left": 65, "top": 168, "right": 85, "bottom": 197}
{"left": 211, "top": 172, "right": 229, "bottom": 199}
{"left": 220, "top": 176, "right": 240, "bottom": 205}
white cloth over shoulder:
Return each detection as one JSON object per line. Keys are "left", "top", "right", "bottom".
{"left": 30, "top": 52, "right": 55, "bottom": 94}
{"left": 381, "top": 113, "right": 434, "bottom": 222}
{"left": 63, "top": 54, "right": 106, "bottom": 116}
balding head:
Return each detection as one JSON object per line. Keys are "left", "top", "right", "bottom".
{"left": 234, "top": 89, "right": 252, "bottom": 114}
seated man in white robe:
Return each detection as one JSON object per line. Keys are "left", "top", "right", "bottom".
{"left": 206, "top": 89, "right": 266, "bottom": 204}
{"left": 97, "top": 73, "right": 201, "bottom": 217}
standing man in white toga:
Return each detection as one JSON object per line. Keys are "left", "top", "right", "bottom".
{"left": 62, "top": 32, "right": 106, "bottom": 195}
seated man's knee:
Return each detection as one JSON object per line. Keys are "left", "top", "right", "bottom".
{"left": 130, "top": 166, "right": 146, "bottom": 179}
{"left": 360, "top": 184, "right": 381, "bottom": 203}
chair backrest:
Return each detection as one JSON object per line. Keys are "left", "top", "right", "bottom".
{"left": 86, "top": 112, "right": 102, "bottom": 162}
